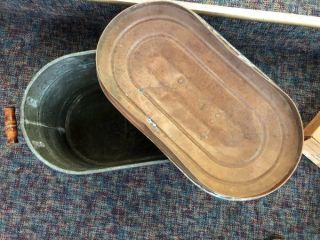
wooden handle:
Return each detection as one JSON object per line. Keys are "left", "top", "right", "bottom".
{"left": 4, "top": 107, "right": 18, "bottom": 144}
{"left": 89, "top": 0, "right": 320, "bottom": 28}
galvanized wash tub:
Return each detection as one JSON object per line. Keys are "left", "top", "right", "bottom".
{"left": 21, "top": 50, "right": 167, "bottom": 174}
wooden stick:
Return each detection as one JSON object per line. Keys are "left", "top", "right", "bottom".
{"left": 89, "top": 0, "right": 320, "bottom": 28}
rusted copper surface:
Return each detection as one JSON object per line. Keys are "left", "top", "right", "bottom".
{"left": 96, "top": 2, "right": 303, "bottom": 200}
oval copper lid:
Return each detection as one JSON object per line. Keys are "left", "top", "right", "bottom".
{"left": 96, "top": 1, "right": 303, "bottom": 200}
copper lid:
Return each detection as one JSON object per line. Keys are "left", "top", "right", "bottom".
{"left": 96, "top": 1, "right": 303, "bottom": 200}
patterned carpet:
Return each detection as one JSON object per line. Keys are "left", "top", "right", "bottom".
{"left": 0, "top": 0, "right": 319, "bottom": 239}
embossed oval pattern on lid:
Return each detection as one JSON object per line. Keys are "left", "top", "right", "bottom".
{"left": 96, "top": 1, "right": 303, "bottom": 200}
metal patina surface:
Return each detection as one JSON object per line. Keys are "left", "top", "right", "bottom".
{"left": 96, "top": 2, "right": 304, "bottom": 200}
{"left": 21, "top": 50, "right": 167, "bottom": 174}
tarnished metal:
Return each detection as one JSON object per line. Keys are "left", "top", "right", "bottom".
{"left": 21, "top": 50, "right": 167, "bottom": 174}
{"left": 96, "top": 2, "right": 303, "bottom": 200}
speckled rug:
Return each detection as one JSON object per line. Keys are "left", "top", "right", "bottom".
{"left": 0, "top": 0, "right": 319, "bottom": 239}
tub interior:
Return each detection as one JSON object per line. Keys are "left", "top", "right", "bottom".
{"left": 22, "top": 52, "right": 165, "bottom": 172}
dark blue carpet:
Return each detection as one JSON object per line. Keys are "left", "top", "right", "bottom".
{"left": 0, "top": 0, "right": 319, "bottom": 239}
